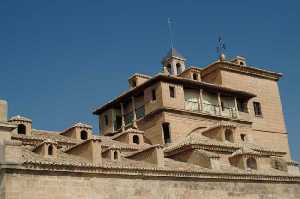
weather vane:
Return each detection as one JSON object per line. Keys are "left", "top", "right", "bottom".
{"left": 168, "top": 18, "right": 174, "bottom": 49}
{"left": 216, "top": 35, "right": 226, "bottom": 61}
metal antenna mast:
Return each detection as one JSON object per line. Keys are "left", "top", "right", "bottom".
{"left": 216, "top": 35, "right": 226, "bottom": 61}
{"left": 168, "top": 18, "right": 174, "bottom": 49}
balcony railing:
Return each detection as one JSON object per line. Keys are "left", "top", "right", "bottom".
{"left": 123, "top": 105, "right": 145, "bottom": 126}
{"left": 185, "top": 101, "right": 238, "bottom": 119}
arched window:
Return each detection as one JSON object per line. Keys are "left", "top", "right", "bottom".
{"left": 48, "top": 145, "right": 53, "bottom": 156}
{"left": 133, "top": 135, "right": 139, "bottom": 144}
{"left": 176, "top": 63, "right": 181, "bottom": 74}
{"left": 17, "top": 124, "right": 26, "bottom": 135}
{"left": 113, "top": 151, "right": 118, "bottom": 160}
{"left": 224, "top": 129, "right": 234, "bottom": 142}
{"left": 80, "top": 130, "right": 88, "bottom": 140}
{"left": 246, "top": 157, "right": 257, "bottom": 170}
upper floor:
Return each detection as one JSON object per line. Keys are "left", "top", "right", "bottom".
{"left": 94, "top": 49, "right": 286, "bottom": 137}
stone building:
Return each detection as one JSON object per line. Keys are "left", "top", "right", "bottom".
{"left": 0, "top": 49, "right": 299, "bottom": 199}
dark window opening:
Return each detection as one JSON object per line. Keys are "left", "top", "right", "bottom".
{"left": 162, "top": 122, "right": 171, "bottom": 144}
{"left": 151, "top": 89, "right": 156, "bottom": 101}
{"left": 113, "top": 151, "right": 118, "bottom": 160}
{"left": 240, "top": 62, "right": 244, "bottom": 66}
{"left": 176, "top": 63, "right": 181, "bottom": 75}
{"left": 169, "top": 86, "right": 175, "bottom": 98}
{"left": 133, "top": 135, "right": 140, "bottom": 144}
{"left": 225, "top": 129, "right": 234, "bottom": 142}
{"left": 240, "top": 134, "right": 246, "bottom": 141}
{"left": 17, "top": 124, "right": 26, "bottom": 135}
{"left": 253, "top": 102, "right": 262, "bottom": 116}
{"left": 80, "top": 130, "right": 88, "bottom": 140}
{"left": 131, "top": 80, "right": 137, "bottom": 87}
{"left": 104, "top": 115, "right": 109, "bottom": 126}
{"left": 237, "top": 99, "right": 247, "bottom": 112}
{"left": 221, "top": 102, "right": 225, "bottom": 111}
{"left": 193, "top": 73, "right": 198, "bottom": 80}
{"left": 48, "top": 145, "right": 53, "bottom": 156}
{"left": 246, "top": 157, "right": 257, "bottom": 170}
{"left": 115, "top": 116, "right": 122, "bottom": 130}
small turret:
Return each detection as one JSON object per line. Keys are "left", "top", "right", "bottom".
{"left": 161, "top": 48, "right": 186, "bottom": 76}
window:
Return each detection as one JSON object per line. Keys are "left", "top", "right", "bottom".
{"left": 17, "top": 124, "right": 26, "bottom": 135}
{"left": 237, "top": 99, "right": 247, "bottom": 112}
{"left": 151, "top": 89, "right": 156, "bottom": 101}
{"left": 131, "top": 80, "right": 137, "bottom": 87}
{"left": 162, "top": 122, "right": 171, "bottom": 144}
{"left": 246, "top": 157, "right": 257, "bottom": 170}
{"left": 48, "top": 145, "right": 53, "bottom": 156}
{"left": 253, "top": 102, "right": 262, "bottom": 116}
{"left": 169, "top": 86, "right": 175, "bottom": 98}
{"left": 113, "top": 151, "right": 118, "bottom": 160}
{"left": 80, "top": 130, "right": 88, "bottom": 140}
{"left": 224, "top": 129, "right": 234, "bottom": 142}
{"left": 192, "top": 73, "right": 198, "bottom": 80}
{"left": 240, "top": 134, "right": 246, "bottom": 141}
{"left": 176, "top": 63, "right": 181, "bottom": 75}
{"left": 133, "top": 135, "right": 140, "bottom": 144}
{"left": 240, "top": 62, "right": 244, "bottom": 66}
{"left": 104, "top": 115, "right": 109, "bottom": 126}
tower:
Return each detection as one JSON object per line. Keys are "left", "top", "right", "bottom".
{"left": 161, "top": 48, "right": 186, "bottom": 76}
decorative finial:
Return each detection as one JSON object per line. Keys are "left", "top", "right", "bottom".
{"left": 216, "top": 35, "right": 226, "bottom": 61}
{"left": 167, "top": 18, "right": 174, "bottom": 49}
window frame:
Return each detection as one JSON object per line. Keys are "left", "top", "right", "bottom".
{"left": 253, "top": 101, "right": 263, "bottom": 117}
{"left": 169, "top": 86, "right": 175, "bottom": 98}
{"left": 151, "top": 89, "right": 156, "bottom": 101}
{"left": 104, "top": 115, "right": 109, "bottom": 126}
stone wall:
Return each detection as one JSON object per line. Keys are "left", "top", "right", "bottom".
{"left": 1, "top": 171, "right": 300, "bottom": 199}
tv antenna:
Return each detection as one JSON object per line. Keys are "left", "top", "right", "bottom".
{"left": 216, "top": 35, "right": 226, "bottom": 61}
{"left": 168, "top": 18, "right": 174, "bottom": 49}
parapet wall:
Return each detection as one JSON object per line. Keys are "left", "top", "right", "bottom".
{"left": 1, "top": 170, "right": 300, "bottom": 199}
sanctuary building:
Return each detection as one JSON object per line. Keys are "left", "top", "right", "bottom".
{"left": 0, "top": 49, "right": 299, "bottom": 199}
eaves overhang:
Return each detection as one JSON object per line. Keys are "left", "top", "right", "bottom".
{"left": 93, "top": 74, "right": 256, "bottom": 115}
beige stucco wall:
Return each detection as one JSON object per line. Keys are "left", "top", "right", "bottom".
{"left": 1, "top": 172, "right": 300, "bottom": 199}
{"left": 218, "top": 70, "right": 290, "bottom": 157}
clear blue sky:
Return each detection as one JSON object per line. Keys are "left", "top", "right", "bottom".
{"left": 0, "top": 1, "right": 299, "bottom": 162}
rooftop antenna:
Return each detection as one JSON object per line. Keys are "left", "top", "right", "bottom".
{"left": 216, "top": 35, "right": 226, "bottom": 61}
{"left": 168, "top": 18, "right": 174, "bottom": 49}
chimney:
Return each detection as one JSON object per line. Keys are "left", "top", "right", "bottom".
{"left": 0, "top": 100, "right": 8, "bottom": 122}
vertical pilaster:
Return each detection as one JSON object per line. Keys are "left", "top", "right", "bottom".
{"left": 234, "top": 97, "right": 240, "bottom": 119}
{"left": 199, "top": 89, "right": 203, "bottom": 112}
{"left": 120, "top": 102, "right": 125, "bottom": 132}
{"left": 131, "top": 96, "right": 137, "bottom": 128}
{"left": 217, "top": 93, "right": 222, "bottom": 115}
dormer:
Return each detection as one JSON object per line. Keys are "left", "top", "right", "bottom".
{"left": 162, "top": 48, "right": 186, "bottom": 76}
{"left": 165, "top": 146, "right": 220, "bottom": 169}
{"left": 32, "top": 139, "right": 58, "bottom": 158}
{"left": 65, "top": 139, "right": 102, "bottom": 165}
{"left": 102, "top": 146, "right": 121, "bottom": 161}
{"left": 125, "top": 145, "right": 164, "bottom": 167}
{"left": 60, "top": 123, "right": 93, "bottom": 141}
{"left": 128, "top": 73, "right": 151, "bottom": 89}
{"left": 112, "top": 128, "right": 144, "bottom": 145}
{"left": 229, "top": 147, "right": 261, "bottom": 170}
{"left": 8, "top": 115, "right": 32, "bottom": 136}
{"left": 179, "top": 67, "right": 202, "bottom": 81}
{"left": 231, "top": 56, "right": 247, "bottom": 66}
{"left": 202, "top": 122, "right": 237, "bottom": 143}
